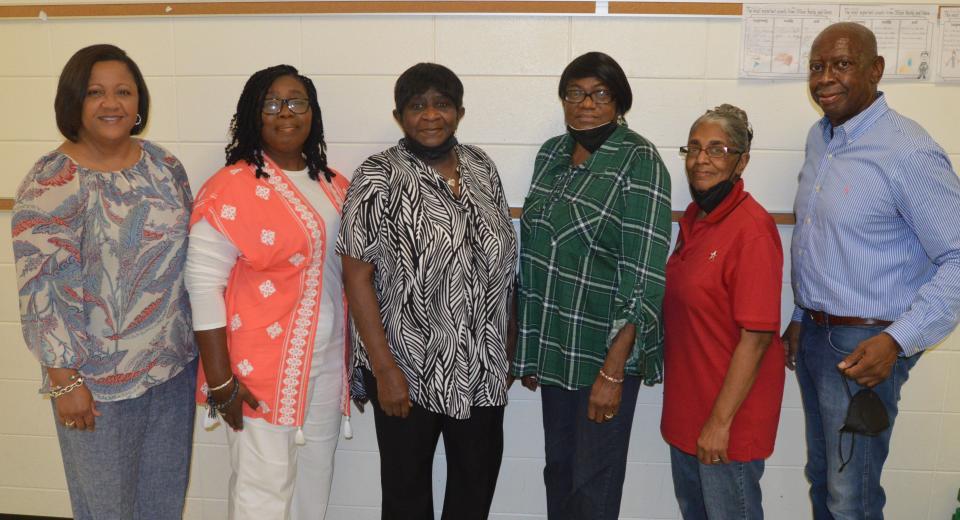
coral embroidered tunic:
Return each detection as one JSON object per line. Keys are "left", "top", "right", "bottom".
{"left": 190, "top": 157, "right": 349, "bottom": 426}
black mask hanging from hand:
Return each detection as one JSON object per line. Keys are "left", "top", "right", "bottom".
{"left": 567, "top": 121, "right": 618, "bottom": 154}
{"left": 402, "top": 135, "right": 458, "bottom": 162}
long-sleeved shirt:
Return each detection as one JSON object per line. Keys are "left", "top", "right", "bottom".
{"left": 791, "top": 93, "right": 960, "bottom": 356}
{"left": 12, "top": 141, "right": 196, "bottom": 401}
{"left": 188, "top": 157, "right": 350, "bottom": 426}
{"left": 513, "top": 125, "right": 673, "bottom": 388}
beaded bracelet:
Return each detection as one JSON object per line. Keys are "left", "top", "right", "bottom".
{"left": 48, "top": 376, "right": 85, "bottom": 399}
{"left": 206, "top": 378, "right": 240, "bottom": 419}
{"left": 598, "top": 368, "right": 624, "bottom": 384}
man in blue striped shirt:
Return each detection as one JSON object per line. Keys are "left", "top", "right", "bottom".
{"left": 784, "top": 22, "right": 960, "bottom": 518}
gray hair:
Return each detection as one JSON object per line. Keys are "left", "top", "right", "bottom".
{"left": 690, "top": 103, "right": 753, "bottom": 153}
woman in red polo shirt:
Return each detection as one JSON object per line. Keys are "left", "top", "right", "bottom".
{"left": 661, "top": 104, "right": 785, "bottom": 519}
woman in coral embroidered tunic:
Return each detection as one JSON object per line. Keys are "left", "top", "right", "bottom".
{"left": 184, "top": 65, "right": 349, "bottom": 520}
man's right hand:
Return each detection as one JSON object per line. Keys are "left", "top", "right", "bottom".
{"left": 375, "top": 363, "right": 412, "bottom": 418}
{"left": 782, "top": 320, "right": 802, "bottom": 370}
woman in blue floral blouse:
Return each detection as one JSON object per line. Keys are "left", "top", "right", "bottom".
{"left": 12, "top": 44, "right": 197, "bottom": 519}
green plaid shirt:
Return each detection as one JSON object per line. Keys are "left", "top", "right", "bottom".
{"left": 512, "top": 125, "right": 672, "bottom": 389}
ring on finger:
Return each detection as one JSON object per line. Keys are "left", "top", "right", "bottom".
{"left": 712, "top": 458, "right": 721, "bottom": 463}
{"left": 65, "top": 420, "right": 76, "bottom": 427}
{"left": 603, "top": 413, "right": 615, "bottom": 420}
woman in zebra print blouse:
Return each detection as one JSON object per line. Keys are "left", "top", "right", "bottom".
{"left": 337, "top": 63, "right": 517, "bottom": 520}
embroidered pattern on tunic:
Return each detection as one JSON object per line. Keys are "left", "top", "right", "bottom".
{"left": 267, "top": 173, "right": 325, "bottom": 426}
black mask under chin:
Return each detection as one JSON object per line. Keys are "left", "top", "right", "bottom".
{"left": 403, "top": 135, "right": 458, "bottom": 162}
{"left": 691, "top": 177, "right": 740, "bottom": 214}
{"left": 567, "top": 121, "right": 618, "bottom": 154}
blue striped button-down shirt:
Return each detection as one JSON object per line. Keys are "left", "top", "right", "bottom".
{"left": 791, "top": 93, "right": 960, "bottom": 356}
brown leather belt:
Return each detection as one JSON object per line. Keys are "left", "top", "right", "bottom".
{"left": 807, "top": 310, "right": 892, "bottom": 327}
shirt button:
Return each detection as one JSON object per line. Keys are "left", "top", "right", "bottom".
{"left": 805, "top": 217, "right": 811, "bottom": 224}
{"left": 798, "top": 250, "right": 804, "bottom": 257}
{"left": 827, "top": 153, "right": 833, "bottom": 159}
{"left": 815, "top": 185, "right": 821, "bottom": 192}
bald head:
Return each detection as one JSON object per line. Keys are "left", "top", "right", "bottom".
{"left": 808, "top": 22, "right": 885, "bottom": 126}
{"left": 812, "top": 22, "right": 879, "bottom": 64}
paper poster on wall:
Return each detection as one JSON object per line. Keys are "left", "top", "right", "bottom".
{"left": 937, "top": 6, "right": 960, "bottom": 81}
{"left": 840, "top": 5, "right": 937, "bottom": 80}
{"left": 740, "top": 4, "right": 840, "bottom": 78}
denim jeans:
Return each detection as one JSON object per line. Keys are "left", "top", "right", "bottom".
{"left": 54, "top": 358, "right": 197, "bottom": 520}
{"left": 669, "top": 445, "right": 765, "bottom": 520}
{"left": 540, "top": 376, "right": 641, "bottom": 520}
{"left": 795, "top": 315, "right": 919, "bottom": 519}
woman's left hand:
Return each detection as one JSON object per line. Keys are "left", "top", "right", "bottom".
{"left": 587, "top": 374, "right": 622, "bottom": 423}
{"left": 697, "top": 417, "right": 731, "bottom": 464}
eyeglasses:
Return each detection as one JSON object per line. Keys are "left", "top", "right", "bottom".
{"left": 563, "top": 88, "right": 614, "bottom": 105}
{"left": 679, "top": 144, "right": 743, "bottom": 159}
{"left": 262, "top": 98, "right": 310, "bottom": 115}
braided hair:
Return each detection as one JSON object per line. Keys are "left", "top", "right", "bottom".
{"left": 225, "top": 64, "right": 334, "bottom": 182}
{"left": 691, "top": 103, "right": 754, "bottom": 153}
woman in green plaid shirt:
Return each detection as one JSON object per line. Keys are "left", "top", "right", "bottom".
{"left": 511, "top": 52, "right": 672, "bottom": 519}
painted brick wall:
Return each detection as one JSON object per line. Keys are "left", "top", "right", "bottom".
{"left": 1, "top": 12, "right": 958, "bottom": 519}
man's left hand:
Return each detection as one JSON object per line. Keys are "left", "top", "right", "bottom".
{"left": 837, "top": 332, "right": 900, "bottom": 388}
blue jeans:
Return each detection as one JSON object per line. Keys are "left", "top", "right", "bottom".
{"left": 670, "top": 445, "right": 765, "bottom": 520}
{"left": 795, "top": 315, "right": 919, "bottom": 519}
{"left": 541, "top": 376, "right": 641, "bottom": 520}
{"left": 54, "top": 359, "right": 197, "bottom": 520}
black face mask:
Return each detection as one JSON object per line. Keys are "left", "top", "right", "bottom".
{"left": 690, "top": 178, "right": 739, "bottom": 214}
{"left": 567, "top": 121, "right": 618, "bottom": 154}
{"left": 837, "top": 372, "right": 891, "bottom": 473}
{"left": 402, "top": 135, "right": 458, "bottom": 162}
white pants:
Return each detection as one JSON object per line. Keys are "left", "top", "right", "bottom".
{"left": 225, "top": 351, "right": 342, "bottom": 520}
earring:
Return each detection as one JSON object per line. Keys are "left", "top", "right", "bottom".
{"left": 135, "top": 114, "right": 143, "bottom": 127}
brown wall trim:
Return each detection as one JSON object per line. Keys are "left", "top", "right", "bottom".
{"left": 609, "top": 1, "right": 741, "bottom": 16}
{"left": 0, "top": 198, "right": 794, "bottom": 223}
{"left": 0, "top": 0, "right": 748, "bottom": 18}
{"left": 0, "top": 198, "right": 797, "bottom": 222}
{"left": 0, "top": 1, "right": 597, "bottom": 18}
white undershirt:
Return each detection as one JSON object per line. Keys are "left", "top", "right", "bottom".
{"left": 185, "top": 168, "right": 344, "bottom": 379}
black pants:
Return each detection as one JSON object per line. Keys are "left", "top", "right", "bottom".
{"left": 363, "top": 368, "right": 504, "bottom": 520}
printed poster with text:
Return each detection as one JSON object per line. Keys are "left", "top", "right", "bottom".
{"left": 740, "top": 4, "right": 839, "bottom": 78}
{"left": 840, "top": 5, "right": 937, "bottom": 80}
{"left": 937, "top": 6, "right": 960, "bottom": 81}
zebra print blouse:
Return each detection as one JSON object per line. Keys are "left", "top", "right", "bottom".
{"left": 336, "top": 141, "right": 517, "bottom": 419}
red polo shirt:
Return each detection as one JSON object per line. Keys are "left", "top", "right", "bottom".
{"left": 660, "top": 181, "right": 785, "bottom": 462}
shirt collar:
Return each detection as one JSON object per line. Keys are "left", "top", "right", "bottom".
{"left": 818, "top": 91, "right": 889, "bottom": 143}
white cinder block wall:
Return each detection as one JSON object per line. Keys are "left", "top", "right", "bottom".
{"left": 1, "top": 12, "right": 959, "bottom": 520}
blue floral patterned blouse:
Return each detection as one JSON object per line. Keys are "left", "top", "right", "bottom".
{"left": 12, "top": 140, "right": 197, "bottom": 401}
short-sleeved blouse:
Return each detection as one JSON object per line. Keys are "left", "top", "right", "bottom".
{"left": 13, "top": 140, "right": 197, "bottom": 401}
{"left": 335, "top": 141, "right": 517, "bottom": 419}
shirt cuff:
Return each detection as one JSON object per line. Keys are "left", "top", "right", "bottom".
{"left": 884, "top": 320, "right": 924, "bottom": 357}
{"left": 791, "top": 306, "right": 805, "bottom": 323}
